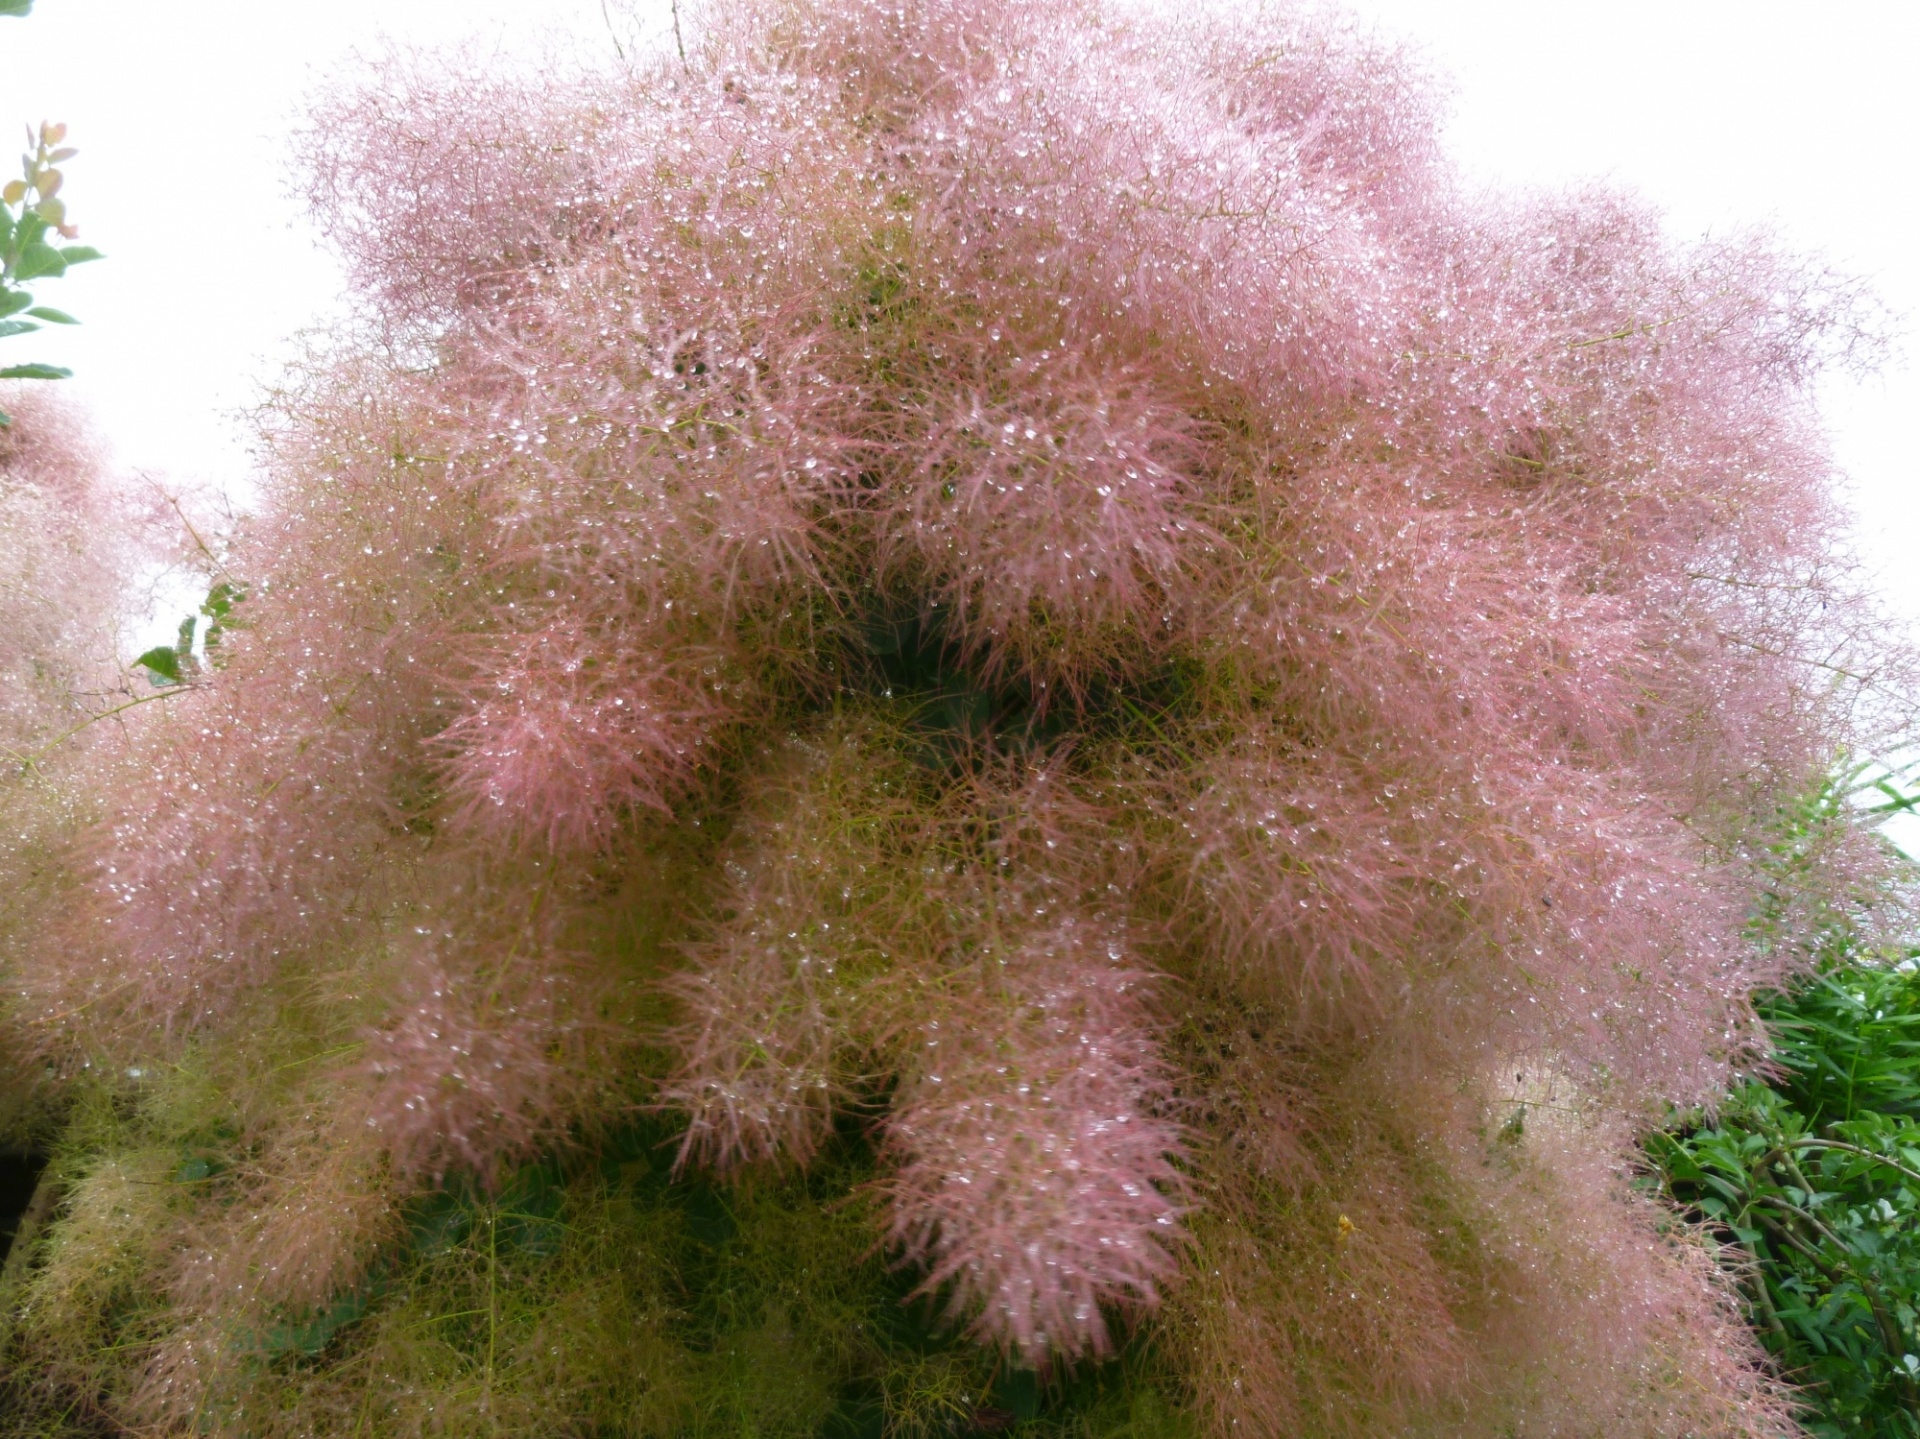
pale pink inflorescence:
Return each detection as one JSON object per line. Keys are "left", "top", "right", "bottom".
{"left": 7, "top": 0, "right": 1904, "bottom": 1421}
{"left": 0, "top": 391, "right": 133, "bottom": 747}
{"left": 663, "top": 911, "right": 843, "bottom": 1172}
{"left": 434, "top": 620, "right": 724, "bottom": 852}
{"left": 352, "top": 944, "right": 588, "bottom": 1182}
{"left": 660, "top": 731, "right": 1188, "bottom": 1362}
{"left": 884, "top": 921, "right": 1186, "bottom": 1365}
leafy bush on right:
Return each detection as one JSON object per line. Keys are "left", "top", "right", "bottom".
{"left": 1653, "top": 770, "right": 1920, "bottom": 1436}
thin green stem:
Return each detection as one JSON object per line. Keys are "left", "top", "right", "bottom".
{"left": 2, "top": 685, "right": 190, "bottom": 772}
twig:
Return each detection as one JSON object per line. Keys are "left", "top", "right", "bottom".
{"left": 598, "top": 0, "right": 626, "bottom": 61}
{"left": 1758, "top": 1136, "right": 1920, "bottom": 1192}
{"left": 1716, "top": 631, "right": 1884, "bottom": 691}
{"left": 2, "top": 685, "right": 190, "bottom": 774}
{"left": 161, "top": 489, "right": 232, "bottom": 581}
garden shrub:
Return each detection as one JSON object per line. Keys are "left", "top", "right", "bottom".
{"left": 0, "top": 1, "right": 1910, "bottom": 1433}
{"left": 1652, "top": 770, "right": 1920, "bottom": 1436}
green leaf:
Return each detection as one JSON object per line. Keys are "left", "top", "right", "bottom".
{"left": 0, "top": 362, "right": 70, "bottom": 379}
{"left": 201, "top": 582, "right": 247, "bottom": 655}
{"left": 24, "top": 305, "right": 73, "bottom": 324}
{"left": 7, "top": 210, "right": 44, "bottom": 250}
{"left": 202, "top": 581, "right": 243, "bottom": 622}
{"left": 1652, "top": 910, "right": 1920, "bottom": 1434}
{"left": 0, "top": 1, "right": 33, "bottom": 17}
{"left": 0, "top": 318, "right": 37, "bottom": 338}
{"left": 0, "top": 290, "right": 31, "bottom": 318}
{"left": 56, "top": 244, "right": 102, "bottom": 265}
{"left": 260, "top": 1289, "right": 372, "bottom": 1359}
{"left": 133, "top": 646, "right": 184, "bottom": 686}
{"left": 12, "top": 240, "right": 65, "bottom": 281}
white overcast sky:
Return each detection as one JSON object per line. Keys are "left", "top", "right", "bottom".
{"left": 5, "top": 1, "right": 1918, "bottom": 632}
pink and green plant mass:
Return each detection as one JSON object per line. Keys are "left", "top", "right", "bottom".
{"left": 0, "top": 1, "right": 1907, "bottom": 1433}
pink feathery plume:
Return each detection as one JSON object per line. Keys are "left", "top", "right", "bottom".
{"left": 884, "top": 918, "right": 1188, "bottom": 1364}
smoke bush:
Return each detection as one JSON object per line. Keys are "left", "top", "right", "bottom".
{"left": 0, "top": 390, "right": 131, "bottom": 749}
{"left": 0, "top": 1, "right": 1907, "bottom": 1432}
{"left": 0, "top": 388, "right": 149, "bottom": 1139}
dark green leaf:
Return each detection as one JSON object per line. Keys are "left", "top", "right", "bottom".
{"left": 202, "top": 581, "right": 243, "bottom": 622}
{"left": 260, "top": 1289, "right": 372, "bottom": 1359}
{"left": 199, "top": 581, "right": 248, "bottom": 656}
{"left": 133, "top": 646, "right": 184, "bottom": 685}
{"left": 0, "top": 1, "right": 33, "bottom": 17}
{"left": 0, "top": 362, "right": 70, "bottom": 379}
{"left": 0, "top": 289, "right": 31, "bottom": 318}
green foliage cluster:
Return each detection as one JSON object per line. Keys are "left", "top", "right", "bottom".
{"left": 0, "top": 0, "right": 103, "bottom": 421}
{"left": 0, "top": 119, "right": 100, "bottom": 424}
{"left": 1650, "top": 768, "right": 1920, "bottom": 1436}
{"left": 132, "top": 580, "right": 244, "bottom": 688}
{"left": 0, "top": 1075, "right": 1194, "bottom": 1439}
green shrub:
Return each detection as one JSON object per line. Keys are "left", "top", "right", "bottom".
{"left": 1651, "top": 768, "right": 1920, "bottom": 1436}
{"left": 1, "top": 1106, "right": 1196, "bottom": 1439}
